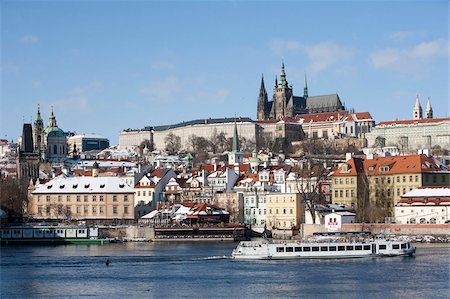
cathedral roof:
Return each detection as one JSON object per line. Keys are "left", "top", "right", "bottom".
{"left": 306, "top": 94, "right": 342, "bottom": 110}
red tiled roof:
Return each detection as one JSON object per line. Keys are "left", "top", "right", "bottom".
{"left": 377, "top": 118, "right": 450, "bottom": 126}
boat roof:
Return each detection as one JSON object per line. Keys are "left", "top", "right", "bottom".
{"left": 313, "top": 231, "right": 372, "bottom": 236}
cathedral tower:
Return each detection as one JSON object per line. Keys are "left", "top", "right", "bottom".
{"left": 257, "top": 75, "right": 269, "bottom": 120}
{"left": 270, "top": 61, "right": 293, "bottom": 119}
{"left": 413, "top": 95, "right": 422, "bottom": 120}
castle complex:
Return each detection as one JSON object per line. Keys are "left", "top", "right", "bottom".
{"left": 257, "top": 62, "right": 345, "bottom": 120}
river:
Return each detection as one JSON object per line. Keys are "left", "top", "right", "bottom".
{"left": 1, "top": 242, "right": 449, "bottom": 298}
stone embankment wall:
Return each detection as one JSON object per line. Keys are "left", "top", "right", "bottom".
{"left": 99, "top": 226, "right": 154, "bottom": 240}
{"left": 299, "top": 223, "right": 450, "bottom": 237}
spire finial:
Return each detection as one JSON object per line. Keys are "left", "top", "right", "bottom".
{"left": 304, "top": 73, "right": 308, "bottom": 98}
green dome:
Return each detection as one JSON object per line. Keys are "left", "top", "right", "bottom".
{"left": 44, "top": 126, "right": 65, "bottom": 137}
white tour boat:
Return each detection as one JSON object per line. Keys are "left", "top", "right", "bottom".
{"left": 231, "top": 237, "right": 416, "bottom": 260}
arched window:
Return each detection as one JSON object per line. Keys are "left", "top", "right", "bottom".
{"left": 410, "top": 218, "right": 416, "bottom": 224}
{"left": 430, "top": 218, "right": 437, "bottom": 224}
{"left": 420, "top": 218, "right": 426, "bottom": 224}
{"left": 53, "top": 144, "right": 57, "bottom": 154}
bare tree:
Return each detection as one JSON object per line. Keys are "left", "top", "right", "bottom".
{"left": 373, "top": 136, "right": 386, "bottom": 148}
{"left": 0, "top": 177, "right": 28, "bottom": 222}
{"left": 139, "top": 139, "right": 154, "bottom": 153}
{"left": 295, "top": 163, "right": 327, "bottom": 224}
{"left": 165, "top": 133, "right": 181, "bottom": 155}
{"left": 209, "top": 129, "right": 227, "bottom": 154}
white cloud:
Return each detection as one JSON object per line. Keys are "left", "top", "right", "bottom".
{"left": 151, "top": 61, "right": 176, "bottom": 70}
{"left": 51, "top": 95, "right": 89, "bottom": 112}
{"left": 140, "top": 76, "right": 181, "bottom": 101}
{"left": 19, "top": 35, "right": 39, "bottom": 44}
{"left": 370, "top": 38, "right": 449, "bottom": 76}
{"left": 271, "top": 39, "right": 355, "bottom": 74}
{"left": 388, "top": 31, "right": 426, "bottom": 42}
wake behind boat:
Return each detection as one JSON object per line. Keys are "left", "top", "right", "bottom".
{"left": 231, "top": 237, "right": 416, "bottom": 260}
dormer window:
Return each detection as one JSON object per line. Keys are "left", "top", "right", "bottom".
{"left": 342, "top": 164, "right": 350, "bottom": 173}
{"left": 59, "top": 185, "right": 65, "bottom": 189}
{"left": 47, "top": 185, "right": 52, "bottom": 189}
{"left": 119, "top": 184, "right": 125, "bottom": 188}
{"left": 380, "top": 166, "right": 389, "bottom": 172}
{"left": 100, "top": 184, "right": 105, "bottom": 188}
{"left": 73, "top": 184, "right": 78, "bottom": 189}
{"left": 84, "top": 184, "right": 90, "bottom": 188}
{"left": 368, "top": 166, "right": 374, "bottom": 171}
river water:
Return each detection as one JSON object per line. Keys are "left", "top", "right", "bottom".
{"left": 1, "top": 242, "right": 449, "bottom": 298}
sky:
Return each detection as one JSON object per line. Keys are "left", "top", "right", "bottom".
{"left": 1, "top": 0, "right": 449, "bottom": 145}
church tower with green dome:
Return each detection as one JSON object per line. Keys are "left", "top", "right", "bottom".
{"left": 43, "top": 107, "right": 67, "bottom": 162}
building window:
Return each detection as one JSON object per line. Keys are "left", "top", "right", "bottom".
{"left": 84, "top": 206, "right": 88, "bottom": 214}
{"left": 339, "top": 190, "right": 343, "bottom": 197}
{"left": 76, "top": 195, "right": 81, "bottom": 202}
{"left": 113, "top": 195, "right": 117, "bottom": 202}
{"left": 409, "top": 176, "right": 413, "bottom": 182}
{"left": 99, "top": 206, "right": 104, "bottom": 214}
{"left": 58, "top": 195, "right": 62, "bottom": 202}
{"left": 415, "top": 175, "right": 419, "bottom": 182}
{"left": 92, "top": 206, "right": 96, "bottom": 214}
{"left": 113, "top": 206, "right": 118, "bottom": 214}
{"left": 396, "top": 176, "right": 400, "bottom": 183}
{"left": 84, "top": 195, "right": 88, "bottom": 202}
{"left": 124, "top": 195, "right": 128, "bottom": 202}
{"left": 76, "top": 206, "right": 81, "bottom": 214}
{"left": 93, "top": 195, "right": 97, "bottom": 202}
{"left": 124, "top": 206, "right": 129, "bottom": 214}
{"left": 66, "top": 195, "right": 70, "bottom": 202}
{"left": 46, "top": 195, "right": 50, "bottom": 202}
{"left": 100, "top": 195, "right": 104, "bottom": 202}
{"left": 402, "top": 176, "right": 406, "bottom": 183}
{"left": 345, "top": 190, "right": 349, "bottom": 198}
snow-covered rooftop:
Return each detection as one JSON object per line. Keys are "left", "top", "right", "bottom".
{"left": 33, "top": 176, "right": 134, "bottom": 194}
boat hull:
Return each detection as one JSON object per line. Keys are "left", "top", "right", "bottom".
{"left": 232, "top": 240, "right": 416, "bottom": 260}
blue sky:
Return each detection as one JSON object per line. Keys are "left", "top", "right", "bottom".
{"left": 1, "top": 0, "right": 449, "bottom": 144}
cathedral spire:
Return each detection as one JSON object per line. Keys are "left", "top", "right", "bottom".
{"left": 304, "top": 73, "right": 308, "bottom": 98}
{"left": 413, "top": 94, "right": 423, "bottom": 120}
{"left": 425, "top": 97, "right": 433, "bottom": 119}
{"left": 279, "top": 61, "right": 287, "bottom": 87}
{"left": 257, "top": 74, "right": 269, "bottom": 120}
{"left": 274, "top": 75, "right": 278, "bottom": 88}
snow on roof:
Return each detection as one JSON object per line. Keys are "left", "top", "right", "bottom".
{"left": 32, "top": 176, "right": 134, "bottom": 194}
{"left": 68, "top": 134, "right": 109, "bottom": 140}
{"left": 141, "top": 210, "right": 159, "bottom": 219}
{"left": 402, "top": 187, "right": 450, "bottom": 198}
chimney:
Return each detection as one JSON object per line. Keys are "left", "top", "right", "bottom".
{"left": 345, "top": 152, "right": 353, "bottom": 162}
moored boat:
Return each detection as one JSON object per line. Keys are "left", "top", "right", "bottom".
{"left": 231, "top": 237, "right": 416, "bottom": 260}
{"left": 0, "top": 226, "right": 109, "bottom": 245}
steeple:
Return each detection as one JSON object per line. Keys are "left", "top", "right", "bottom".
{"left": 48, "top": 106, "right": 57, "bottom": 127}
{"left": 425, "top": 97, "right": 433, "bottom": 119}
{"left": 274, "top": 75, "right": 278, "bottom": 88}
{"left": 34, "top": 104, "right": 43, "bottom": 127}
{"left": 413, "top": 95, "right": 423, "bottom": 120}
{"left": 232, "top": 119, "right": 240, "bottom": 152}
{"left": 257, "top": 74, "right": 269, "bottom": 120}
{"left": 304, "top": 73, "right": 308, "bottom": 98}
{"left": 279, "top": 61, "right": 288, "bottom": 87}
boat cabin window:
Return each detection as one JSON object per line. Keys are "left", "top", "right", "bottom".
{"left": 276, "top": 247, "right": 285, "bottom": 252}
{"left": 78, "top": 229, "right": 85, "bottom": 234}
{"left": 303, "top": 247, "right": 311, "bottom": 252}
{"left": 312, "top": 246, "right": 319, "bottom": 252}
{"left": 338, "top": 246, "right": 345, "bottom": 251}
{"left": 363, "top": 245, "right": 370, "bottom": 250}
{"left": 286, "top": 247, "right": 293, "bottom": 252}
{"left": 346, "top": 246, "right": 353, "bottom": 251}
{"left": 355, "top": 245, "right": 363, "bottom": 251}
{"left": 401, "top": 243, "right": 407, "bottom": 249}
{"left": 393, "top": 244, "right": 400, "bottom": 249}
{"left": 295, "top": 247, "right": 302, "bottom": 252}
{"left": 329, "top": 246, "right": 336, "bottom": 251}
{"left": 320, "top": 246, "right": 328, "bottom": 251}
{"left": 14, "top": 230, "right": 21, "bottom": 235}
{"left": 379, "top": 245, "right": 387, "bottom": 250}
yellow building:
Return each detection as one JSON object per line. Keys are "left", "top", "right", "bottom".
{"left": 30, "top": 176, "right": 135, "bottom": 224}
{"left": 265, "top": 193, "right": 302, "bottom": 230}
{"left": 333, "top": 154, "right": 449, "bottom": 216}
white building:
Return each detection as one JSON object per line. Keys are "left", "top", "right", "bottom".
{"left": 395, "top": 187, "right": 450, "bottom": 224}
{"left": 324, "top": 211, "right": 356, "bottom": 231}
{"left": 119, "top": 117, "right": 257, "bottom": 152}
{"left": 67, "top": 134, "right": 110, "bottom": 155}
